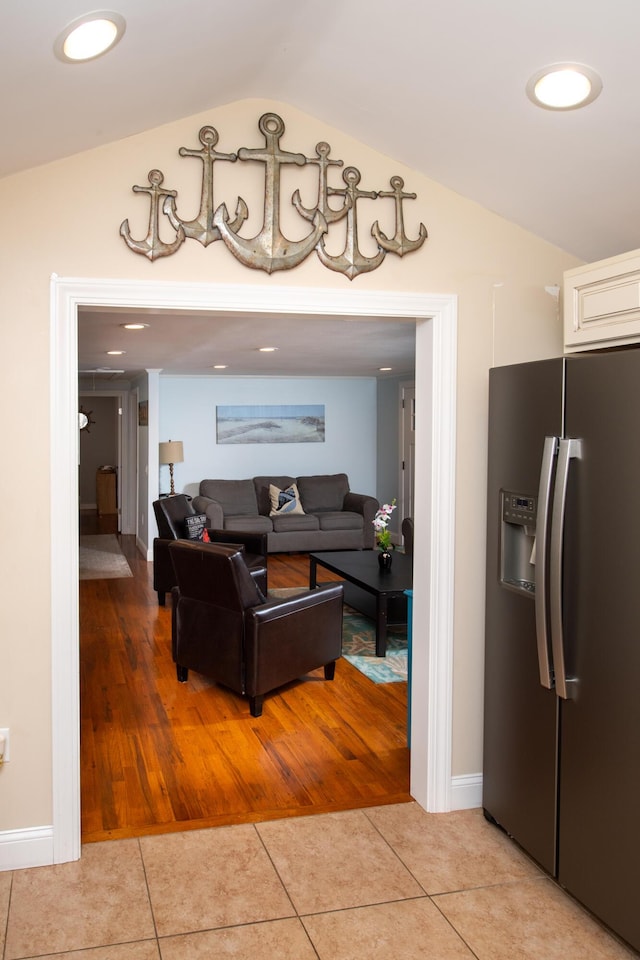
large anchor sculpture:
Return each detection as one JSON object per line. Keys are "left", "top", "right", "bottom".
{"left": 214, "top": 113, "right": 327, "bottom": 273}
{"left": 119, "top": 112, "right": 428, "bottom": 277}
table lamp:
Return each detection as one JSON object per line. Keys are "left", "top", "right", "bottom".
{"left": 159, "top": 440, "right": 184, "bottom": 496}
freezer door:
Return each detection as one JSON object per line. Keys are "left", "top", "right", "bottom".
{"left": 483, "top": 358, "right": 563, "bottom": 874}
{"left": 559, "top": 350, "right": 640, "bottom": 953}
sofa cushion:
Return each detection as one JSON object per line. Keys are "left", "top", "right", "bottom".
{"left": 317, "top": 511, "right": 363, "bottom": 532}
{"left": 269, "top": 483, "right": 304, "bottom": 516}
{"left": 271, "top": 512, "right": 320, "bottom": 533}
{"left": 253, "top": 476, "right": 296, "bottom": 516}
{"left": 296, "top": 473, "right": 349, "bottom": 513}
{"left": 199, "top": 479, "right": 258, "bottom": 517}
{"left": 224, "top": 515, "right": 273, "bottom": 534}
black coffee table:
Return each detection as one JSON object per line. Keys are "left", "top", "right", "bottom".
{"left": 309, "top": 550, "right": 413, "bottom": 657}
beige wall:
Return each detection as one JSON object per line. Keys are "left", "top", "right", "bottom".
{"left": 0, "top": 98, "right": 581, "bottom": 833}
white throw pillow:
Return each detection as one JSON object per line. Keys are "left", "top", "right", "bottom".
{"left": 269, "top": 482, "right": 305, "bottom": 516}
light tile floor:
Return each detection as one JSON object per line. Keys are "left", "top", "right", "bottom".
{"left": 1, "top": 804, "right": 637, "bottom": 960}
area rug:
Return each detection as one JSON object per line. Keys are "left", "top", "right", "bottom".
{"left": 341, "top": 611, "right": 407, "bottom": 683}
{"left": 269, "top": 587, "right": 407, "bottom": 684}
{"left": 79, "top": 535, "right": 133, "bottom": 580}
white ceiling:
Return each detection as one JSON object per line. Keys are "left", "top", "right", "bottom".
{"left": 77, "top": 306, "right": 417, "bottom": 380}
{"left": 8, "top": 0, "right": 640, "bottom": 379}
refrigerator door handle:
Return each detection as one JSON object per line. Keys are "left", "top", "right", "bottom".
{"left": 535, "top": 436, "right": 558, "bottom": 689}
{"left": 550, "top": 437, "right": 581, "bottom": 700}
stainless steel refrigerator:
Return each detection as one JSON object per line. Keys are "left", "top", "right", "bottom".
{"left": 483, "top": 349, "right": 640, "bottom": 953}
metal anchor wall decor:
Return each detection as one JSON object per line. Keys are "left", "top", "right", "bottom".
{"left": 316, "top": 166, "right": 385, "bottom": 280}
{"left": 214, "top": 113, "right": 327, "bottom": 273}
{"left": 120, "top": 169, "right": 185, "bottom": 261}
{"left": 292, "top": 141, "right": 351, "bottom": 226}
{"left": 163, "top": 125, "right": 247, "bottom": 246}
{"left": 372, "top": 176, "right": 428, "bottom": 256}
{"left": 119, "top": 112, "right": 428, "bottom": 279}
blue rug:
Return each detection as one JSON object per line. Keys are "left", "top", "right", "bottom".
{"left": 342, "top": 611, "right": 407, "bottom": 683}
{"left": 269, "top": 588, "right": 407, "bottom": 684}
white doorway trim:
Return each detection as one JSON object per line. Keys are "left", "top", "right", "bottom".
{"left": 50, "top": 276, "right": 457, "bottom": 864}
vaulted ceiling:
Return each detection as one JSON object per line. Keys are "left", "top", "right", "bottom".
{"left": 8, "top": 0, "right": 639, "bottom": 378}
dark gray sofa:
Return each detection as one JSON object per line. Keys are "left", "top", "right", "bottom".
{"left": 192, "top": 473, "right": 378, "bottom": 553}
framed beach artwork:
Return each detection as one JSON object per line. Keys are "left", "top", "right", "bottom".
{"left": 216, "top": 404, "right": 325, "bottom": 444}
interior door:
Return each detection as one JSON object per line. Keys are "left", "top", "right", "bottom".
{"left": 401, "top": 382, "right": 415, "bottom": 525}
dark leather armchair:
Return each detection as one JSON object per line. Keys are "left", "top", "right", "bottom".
{"left": 153, "top": 495, "right": 267, "bottom": 605}
{"left": 169, "top": 540, "right": 344, "bottom": 717}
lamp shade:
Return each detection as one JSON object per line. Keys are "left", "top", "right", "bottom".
{"left": 159, "top": 440, "right": 184, "bottom": 465}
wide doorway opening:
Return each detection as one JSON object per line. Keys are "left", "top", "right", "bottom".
{"left": 51, "top": 278, "right": 457, "bottom": 864}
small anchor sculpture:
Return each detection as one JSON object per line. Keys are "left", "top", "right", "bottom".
{"left": 163, "top": 125, "right": 248, "bottom": 246}
{"left": 119, "top": 169, "right": 185, "bottom": 261}
{"left": 213, "top": 113, "right": 327, "bottom": 273}
{"left": 316, "top": 167, "right": 385, "bottom": 280}
{"left": 292, "top": 141, "right": 351, "bottom": 225}
{"left": 372, "top": 176, "right": 428, "bottom": 256}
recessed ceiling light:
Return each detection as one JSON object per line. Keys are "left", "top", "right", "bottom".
{"left": 379, "top": 367, "right": 393, "bottom": 372}
{"left": 213, "top": 364, "right": 228, "bottom": 369}
{"left": 258, "top": 346, "right": 278, "bottom": 353}
{"left": 54, "top": 11, "right": 126, "bottom": 63}
{"left": 107, "top": 350, "right": 125, "bottom": 356}
{"left": 121, "top": 322, "right": 149, "bottom": 330}
{"left": 526, "top": 62, "right": 602, "bottom": 110}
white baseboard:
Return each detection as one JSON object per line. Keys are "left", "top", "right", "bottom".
{"left": 450, "top": 773, "right": 483, "bottom": 810}
{"left": 0, "top": 826, "right": 54, "bottom": 872}
{"left": 136, "top": 535, "right": 151, "bottom": 561}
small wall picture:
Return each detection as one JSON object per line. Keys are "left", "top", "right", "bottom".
{"left": 138, "top": 401, "right": 148, "bottom": 426}
{"left": 216, "top": 404, "right": 325, "bottom": 444}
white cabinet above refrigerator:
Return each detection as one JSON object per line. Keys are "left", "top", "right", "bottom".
{"left": 564, "top": 247, "right": 640, "bottom": 351}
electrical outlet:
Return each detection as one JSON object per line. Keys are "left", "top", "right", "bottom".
{"left": 0, "top": 728, "right": 9, "bottom": 764}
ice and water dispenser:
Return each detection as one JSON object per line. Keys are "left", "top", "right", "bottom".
{"left": 500, "top": 491, "right": 537, "bottom": 595}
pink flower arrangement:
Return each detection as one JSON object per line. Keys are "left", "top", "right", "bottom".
{"left": 372, "top": 498, "right": 397, "bottom": 551}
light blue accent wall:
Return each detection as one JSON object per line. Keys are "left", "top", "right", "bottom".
{"left": 159, "top": 376, "right": 378, "bottom": 499}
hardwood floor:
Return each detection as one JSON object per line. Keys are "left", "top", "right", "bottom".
{"left": 79, "top": 514, "right": 411, "bottom": 843}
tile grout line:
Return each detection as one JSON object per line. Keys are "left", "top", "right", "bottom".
{"left": 251, "top": 822, "right": 300, "bottom": 920}
{"left": 360, "top": 806, "right": 551, "bottom": 899}
{"left": 136, "top": 835, "right": 162, "bottom": 952}
{"left": 253, "top": 808, "right": 439, "bottom": 919}
{"left": 360, "top": 805, "right": 433, "bottom": 897}
{"left": 427, "top": 894, "right": 484, "bottom": 960}
{"left": 356, "top": 806, "right": 523, "bottom": 960}
{"left": 248, "top": 824, "right": 323, "bottom": 960}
